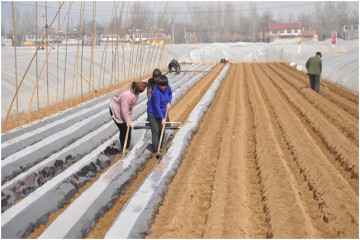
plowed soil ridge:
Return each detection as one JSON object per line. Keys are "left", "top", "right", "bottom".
{"left": 246, "top": 64, "right": 317, "bottom": 238}
{"left": 280, "top": 63, "right": 359, "bottom": 105}
{"left": 262, "top": 63, "right": 359, "bottom": 180}
{"left": 269, "top": 63, "right": 358, "bottom": 143}
{"left": 277, "top": 63, "right": 359, "bottom": 118}
{"left": 147, "top": 63, "right": 358, "bottom": 239}
{"left": 256, "top": 64, "right": 359, "bottom": 194}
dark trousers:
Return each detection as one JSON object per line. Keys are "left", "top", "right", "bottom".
{"left": 148, "top": 116, "right": 162, "bottom": 151}
{"left": 148, "top": 115, "right": 170, "bottom": 150}
{"left": 110, "top": 108, "right": 131, "bottom": 149}
{"left": 309, "top": 75, "right": 320, "bottom": 93}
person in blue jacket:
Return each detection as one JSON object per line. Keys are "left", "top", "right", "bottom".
{"left": 147, "top": 75, "right": 172, "bottom": 152}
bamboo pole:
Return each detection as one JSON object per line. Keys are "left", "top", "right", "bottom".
{"left": 56, "top": 1, "right": 60, "bottom": 103}
{"left": 115, "top": 3, "right": 120, "bottom": 85}
{"left": 28, "top": 2, "right": 70, "bottom": 120}
{"left": 73, "top": 1, "right": 84, "bottom": 99}
{"left": 90, "top": 1, "right": 96, "bottom": 92}
{"left": 63, "top": 2, "right": 71, "bottom": 102}
{"left": 11, "top": 1, "right": 19, "bottom": 126}
{"left": 72, "top": 39, "right": 79, "bottom": 98}
{"left": 102, "top": 41, "right": 109, "bottom": 86}
{"left": 35, "top": 2, "right": 39, "bottom": 111}
{"left": 121, "top": 2, "right": 127, "bottom": 83}
{"left": 110, "top": 2, "right": 119, "bottom": 86}
{"left": 45, "top": 1, "right": 49, "bottom": 107}
{"left": 4, "top": 1, "right": 65, "bottom": 130}
{"left": 81, "top": 17, "right": 85, "bottom": 102}
{"left": 79, "top": 1, "right": 85, "bottom": 102}
{"left": 98, "top": 2, "right": 115, "bottom": 88}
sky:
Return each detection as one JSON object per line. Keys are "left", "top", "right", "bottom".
{"left": 1, "top": 1, "right": 359, "bottom": 31}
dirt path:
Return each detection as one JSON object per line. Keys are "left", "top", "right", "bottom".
{"left": 147, "top": 63, "right": 358, "bottom": 238}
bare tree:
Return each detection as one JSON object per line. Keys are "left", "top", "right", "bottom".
{"left": 129, "top": 1, "right": 151, "bottom": 31}
{"left": 236, "top": 6, "right": 245, "bottom": 37}
{"left": 350, "top": 7, "right": 359, "bottom": 24}
{"left": 249, "top": 3, "right": 260, "bottom": 42}
{"left": 260, "top": 10, "right": 273, "bottom": 32}
{"left": 1, "top": 17, "right": 7, "bottom": 34}
{"left": 298, "top": 12, "right": 313, "bottom": 29}
{"left": 335, "top": 2, "right": 349, "bottom": 30}
{"left": 313, "top": 2, "right": 350, "bottom": 40}
{"left": 215, "top": 2, "right": 223, "bottom": 35}
{"left": 224, "top": 2, "right": 234, "bottom": 38}
{"left": 287, "top": 13, "right": 295, "bottom": 23}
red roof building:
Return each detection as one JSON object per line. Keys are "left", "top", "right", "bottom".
{"left": 301, "top": 29, "right": 317, "bottom": 37}
{"left": 268, "top": 22, "right": 302, "bottom": 38}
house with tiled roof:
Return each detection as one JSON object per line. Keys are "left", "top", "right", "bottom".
{"left": 268, "top": 22, "right": 302, "bottom": 40}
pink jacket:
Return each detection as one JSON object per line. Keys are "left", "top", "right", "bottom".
{"left": 110, "top": 90, "right": 139, "bottom": 124}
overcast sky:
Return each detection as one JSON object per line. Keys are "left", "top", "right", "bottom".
{"left": 1, "top": 1, "right": 359, "bottom": 29}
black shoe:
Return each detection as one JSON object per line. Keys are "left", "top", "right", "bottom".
{"left": 146, "top": 144, "right": 156, "bottom": 153}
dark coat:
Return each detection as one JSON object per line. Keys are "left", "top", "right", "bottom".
{"left": 147, "top": 77, "right": 157, "bottom": 100}
{"left": 305, "top": 56, "right": 322, "bottom": 76}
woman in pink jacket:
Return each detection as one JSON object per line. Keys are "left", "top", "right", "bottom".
{"left": 109, "top": 81, "right": 147, "bottom": 150}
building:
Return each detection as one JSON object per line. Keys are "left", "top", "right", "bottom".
{"left": 300, "top": 29, "right": 318, "bottom": 41}
{"left": 268, "top": 22, "right": 302, "bottom": 41}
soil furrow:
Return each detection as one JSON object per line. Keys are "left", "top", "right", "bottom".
{"left": 201, "top": 64, "right": 268, "bottom": 238}
{"left": 242, "top": 64, "right": 271, "bottom": 239}
{"left": 262, "top": 63, "right": 359, "bottom": 179}
{"left": 147, "top": 63, "right": 269, "bottom": 238}
{"left": 255, "top": 64, "right": 358, "bottom": 195}
{"left": 268, "top": 63, "right": 358, "bottom": 143}
{"left": 276, "top": 63, "right": 358, "bottom": 118}
{"left": 255, "top": 63, "right": 358, "bottom": 238}
{"left": 146, "top": 65, "right": 232, "bottom": 238}
{"left": 280, "top": 63, "right": 359, "bottom": 105}
{"left": 246, "top": 63, "right": 317, "bottom": 238}
{"left": 253, "top": 63, "right": 339, "bottom": 238}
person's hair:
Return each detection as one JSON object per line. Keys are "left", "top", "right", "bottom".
{"left": 131, "top": 81, "right": 147, "bottom": 93}
{"left": 157, "top": 75, "right": 169, "bottom": 86}
{"left": 316, "top": 52, "right": 322, "bottom": 58}
{"left": 152, "top": 68, "right": 161, "bottom": 78}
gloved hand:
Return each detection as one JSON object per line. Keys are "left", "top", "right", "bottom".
{"left": 127, "top": 122, "right": 134, "bottom": 128}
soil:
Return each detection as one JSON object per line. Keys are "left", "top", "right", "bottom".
{"left": 146, "top": 62, "right": 358, "bottom": 239}
{"left": 8, "top": 63, "right": 359, "bottom": 239}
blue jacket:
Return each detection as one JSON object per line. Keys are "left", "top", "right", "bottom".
{"left": 147, "top": 85, "right": 172, "bottom": 119}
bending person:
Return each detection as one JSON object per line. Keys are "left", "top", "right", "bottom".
{"left": 147, "top": 75, "right": 172, "bottom": 152}
{"left": 168, "top": 59, "right": 181, "bottom": 74}
{"left": 109, "top": 81, "right": 147, "bottom": 150}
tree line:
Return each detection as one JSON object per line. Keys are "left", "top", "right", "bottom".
{"left": 2, "top": 1, "right": 359, "bottom": 43}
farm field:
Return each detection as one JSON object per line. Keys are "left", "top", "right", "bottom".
{"left": 1, "top": 62, "right": 358, "bottom": 239}
{"left": 147, "top": 62, "right": 359, "bottom": 238}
